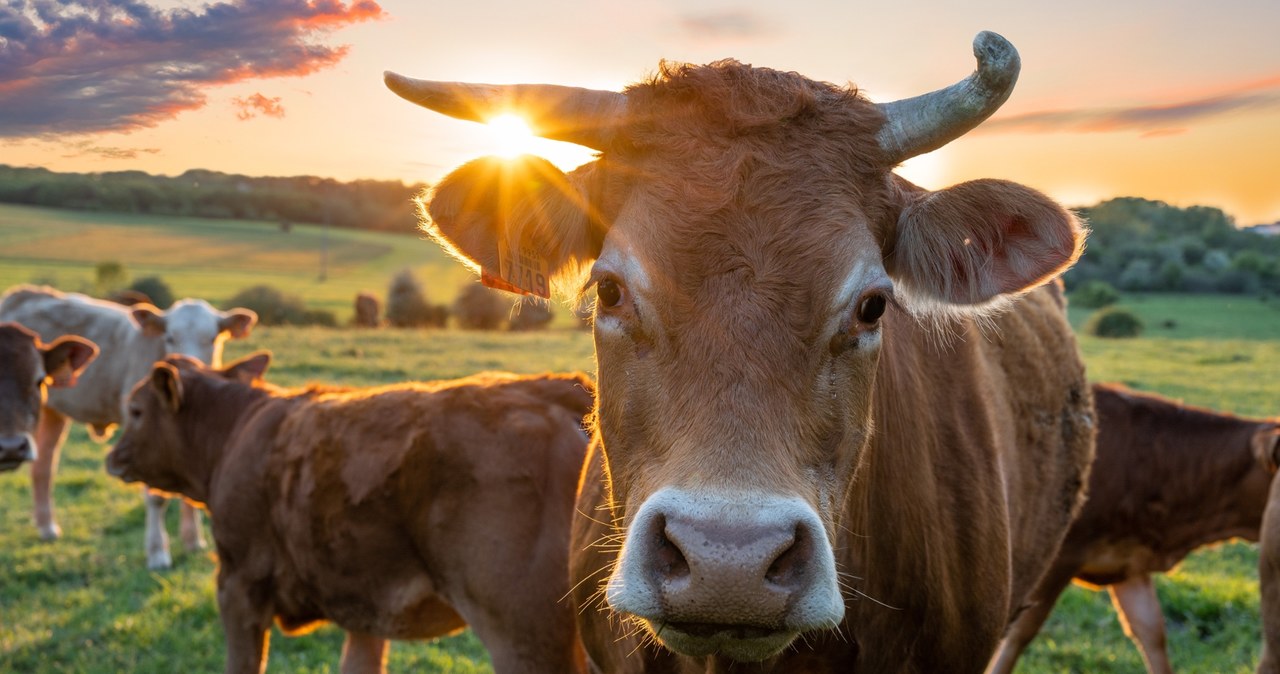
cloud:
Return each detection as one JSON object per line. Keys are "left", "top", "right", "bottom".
{"left": 982, "top": 74, "right": 1280, "bottom": 136}
{"left": 59, "top": 141, "right": 161, "bottom": 160}
{"left": 679, "top": 9, "right": 774, "bottom": 41}
{"left": 233, "top": 93, "right": 286, "bottom": 120}
{"left": 0, "top": 0, "right": 383, "bottom": 138}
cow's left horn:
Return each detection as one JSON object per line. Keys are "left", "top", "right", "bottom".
{"left": 384, "top": 72, "right": 626, "bottom": 151}
{"left": 875, "top": 31, "right": 1020, "bottom": 163}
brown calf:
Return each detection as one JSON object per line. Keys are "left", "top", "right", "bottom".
{"left": 988, "top": 382, "right": 1280, "bottom": 674}
{"left": 106, "top": 354, "right": 592, "bottom": 674}
{"left": 0, "top": 323, "right": 97, "bottom": 471}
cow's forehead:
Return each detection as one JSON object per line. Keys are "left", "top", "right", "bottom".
{"left": 165, "top": 300, "right": 220, "bottom": 335}
{"left": 0, "top": 327, "right": 39, "bottom": 377}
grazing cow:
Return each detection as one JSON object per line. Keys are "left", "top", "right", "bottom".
{"left": 105, "top": 354, "right": 593, "bottom": 674}
{"left": 386, "top": 31, "right": 1095, "bottom": 671}
{"left": 987, "top": 383, "right": 1280, "bottom": 674}
{"left": 0, "top": 323, "right": 98, "bottom": 471}
{"left": 0, "top": 285, "right": 256, "bottom": 569}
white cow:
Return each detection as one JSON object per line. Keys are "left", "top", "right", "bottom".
{"left": 0, "top": 285, "right": 257, "bottom": 569}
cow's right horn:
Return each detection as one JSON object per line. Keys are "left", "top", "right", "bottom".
{"left": 384, "top": 73, "right": 626, "bottom": 151}
{"left": 874, "top": 31, "right": 1020, "bottom": 164}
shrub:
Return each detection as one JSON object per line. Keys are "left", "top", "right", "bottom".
{"left": 385, "top": 270, "right": 436, "bottom": 327}
{"left": 453, "top": 283, "right": 511, "bottom": 330}
{"left": 1085, "top": 307, "right": 1144, "bottom": 338}
{"left": 1071, "top": 280, "right": 1119, "bottom": 309}
{"left": 353, "top": 292, "right": 381, "bottom": 327}
{"left": 129, "top": 276, "right": 174, "bottom": 309}
{"left": 225, "top": 285, "right": 311, "bottom": 326}
{"left": 508, "top": 297, "right": 554, "bottom": 331}
{"left": 94, "top": 260, "right": 128, "bottom": 295}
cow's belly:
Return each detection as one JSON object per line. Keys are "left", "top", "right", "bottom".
{"left": 1076, "top": 541, "right": 1172, "bottom": 586}
{"left": 272, "top": 554, "right": 467, "bottom": 640}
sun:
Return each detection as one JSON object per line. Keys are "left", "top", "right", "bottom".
{"left": 486, "top": 114, "right": 537, "bottom": 158}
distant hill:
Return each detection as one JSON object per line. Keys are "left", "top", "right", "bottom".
{"left": 0, "top": 164, "right": 426, "bottom": 234}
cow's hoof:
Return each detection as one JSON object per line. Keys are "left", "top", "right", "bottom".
{"left": 147, "top": 550, "right": 173, "bottom": 570}
{"left": 38, "top": 523, "right": 61, "bottom": 541}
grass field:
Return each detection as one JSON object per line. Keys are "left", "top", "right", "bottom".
{"left": 0, "top": 202, "right": 473, "bottom": 321}
{"left": 1, "top": 206, "right": 1278, "bottom": 672}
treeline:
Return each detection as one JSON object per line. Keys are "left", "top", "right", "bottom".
{"left": 1064, "top": 197, "right": 1280, "bottom": 294}
{"left": 0, "top": 165, "right": 426, "bottom": 233}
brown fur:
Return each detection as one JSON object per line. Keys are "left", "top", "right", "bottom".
{"left": 106, "top": 357, "right": 593, "bottom": 674}
{"left": 0, "top": 323, "right": 97, "bottom": 470}
{"left": 991, "top": 383, "right": 1279, "bottom": 674}
{"left": 415, "top": 59, "right": 1092, "bottom": 672}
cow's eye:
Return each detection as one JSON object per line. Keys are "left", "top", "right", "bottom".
{"left": 597, "top": 278, "right": 626, "bottom": 310}
{"left": 856, "top": 293, "right": 887, "bottom": 325}
{"left": 129, "top": 407, "right": 142, "bottom": 420}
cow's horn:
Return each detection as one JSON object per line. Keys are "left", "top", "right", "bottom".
{"left": 875, "top": 31, "right": 1020, "bottom": 163}
{"left": 384, "top": 72, "right": 626, "bottom": 151}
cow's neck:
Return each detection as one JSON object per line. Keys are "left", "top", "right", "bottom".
{"left": 175, "top": 377, "right": 272, "bottom": 504}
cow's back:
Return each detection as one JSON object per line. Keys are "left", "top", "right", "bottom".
{"left": 841, "top": 284, "right": 1093, "bottom": 671}
{"left": 0, "top": 285, "right": 154, "bottom": 426}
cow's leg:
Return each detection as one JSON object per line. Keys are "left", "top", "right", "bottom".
{"left": 985, "top": 567, "right": 1075, "bottom": 674}
{"left": 180, "top": 501, "right": 207, "bottom": 552}
{"left": 1108, "top": 574, "right": 1173, "bottom": 674}
{"left": 144, "top": 490, "right": 173, "bottom": 570}
{"left": 31, "top": 406, "right": 70, "bottom": 540}
{"left": 340, "top": 631, "right": 389, "bottom": 674}
{"left": 217, "top": 571, "right": 272, "bottom": 674}
{"left": 1259, "top": 479, "right": 1280, "bottom": 674}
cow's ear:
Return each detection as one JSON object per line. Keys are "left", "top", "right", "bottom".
{"left": 883, "top": 177, "right": 1086, "bottom": 309}
{"left": 131, "top": 304, "right": 167, "bottom": 337}
{"left": 151, "top": 363, "right": 183, "bottom": 412}
{"left": 42, "top": 336, "right": 99, "bottom": 388}
{"left": 218, "top": 308, "right": 258, "bottom": 339}
{"left": 222, "top": 351, "right": 271, "bottom": 384}
{"left": 424, "top": 155, "right": 604, "bottom": 297}
{"left": 1253, "top": 426, "right": 1280, "bottom": 474}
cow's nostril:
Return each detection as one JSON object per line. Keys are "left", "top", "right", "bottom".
{"left": 765, "top": 524, "right": 813, "bottom": 589}
{"left": 654, "top": 515, "right": 690, "bottom": 581}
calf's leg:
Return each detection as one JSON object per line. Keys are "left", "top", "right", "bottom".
{"left": 1108, "top": 574, "right": 1173, "bottom": 674}
{"left": 340, "top": 631, "right": 389, "bottom": 674}
{"left": 31, "top": 406, "right": 70, "bottom": 540}
{"left": 985, "top": 565, "right": 1076, "bottom": 674}
{"left": 144, "top": 490, "right": 173, "bottom": 570}
{"left": 180, "top": 501, "right": 207, "bottom": 551}
{"left": 217, "top": 572, "right": 273, "bottom": 674}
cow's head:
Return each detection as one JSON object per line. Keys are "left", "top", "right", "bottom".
{"left": 131, "top": 299, "right": 258, "bottom": 367}
{"left": 106, "top": 352, "right": 270, "bottom": 493}
{"left": 388, "top": 32, "right": 1084, "bottom": 660}
{"left": 0, "top": 323, "right": 97, "bottom": 471}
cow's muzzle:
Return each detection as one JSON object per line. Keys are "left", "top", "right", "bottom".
{"left": 606, "top": 488, "right": 845, "bottom": 661}
{"left": 0, "top": 434, "right": 36, "bottom": 471}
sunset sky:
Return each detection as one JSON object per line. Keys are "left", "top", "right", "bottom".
{"left": 2, "top": 0, "right": 1278, "bottom": 226}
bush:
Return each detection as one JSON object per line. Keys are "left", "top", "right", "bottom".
{"left": 386, "top": 270, "right": 436, "bottom": 327}
{"left": 508, "top": 297, "right": 554, "bottom": 331}
{"left": 224, "top": 284, "right": 328, "bottom": 326}
{"left": 453, "top": 283, "right": 511, "bottom": 330}
{"left": 95, "top": 260, "right": 128, "bottom": 295}
{"left": 1071, "top": 280, "right": 1119, "bottom": 309}
{"left": 129, "top": 276, "right": 174, "bottom": 309}
{"left": 1085, "top": 307, "right": 1144, "bottom": 338}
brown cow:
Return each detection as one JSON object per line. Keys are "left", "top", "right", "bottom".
{"left": 1256, "top": 447, "right": 1280, "bottom": 673}
{"left": 0, "top": 323, "right": 97, "bottom": 471}
{"left": 105, "top": 353, "right": 592, "bottom": 674}
{"left": 988, "top": 383, "right": 1280, "bottom": 674}
{"left": 387, "top": 31, "right": 1094, "bottom": 671}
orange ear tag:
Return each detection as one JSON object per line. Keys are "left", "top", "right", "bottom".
{"left": 482, "top": 237, "right": 551, "bottom": 299}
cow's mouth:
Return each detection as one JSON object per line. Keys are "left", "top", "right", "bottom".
{"left": 649, "top": 620, "right": 798, "bottom": 662}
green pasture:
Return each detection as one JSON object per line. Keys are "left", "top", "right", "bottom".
{"left": 1, "top": 206, "right": 1278, "bottom": 672}
{"left": 0, "top": 202, "right": 472, "bottom": 320}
